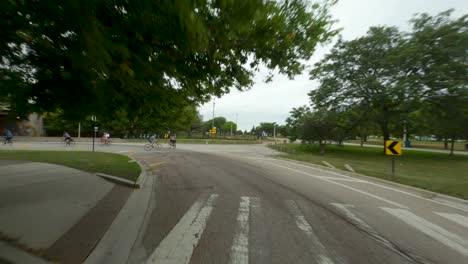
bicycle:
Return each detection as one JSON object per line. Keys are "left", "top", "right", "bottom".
{"left": 3, "top": 138, "right": 13, "bottom": 145}
{"left": 144, "top": 142, "right": 161, "bottom": 151}
{"left": 100, "top": 139, "right": 111, "bottom": 146}
{"left": 169, "top": 141, "right": 176, "bottom": 149}
{"left": 64, "top": 138, "right": 75, "bottom": 147}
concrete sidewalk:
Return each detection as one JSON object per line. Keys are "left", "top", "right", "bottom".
{"left": 0, "top": 160, "right": 132, "bottom": 263}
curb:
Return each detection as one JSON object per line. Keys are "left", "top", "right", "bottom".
{"left": 85, "top": 158, "right": 154, "bottom": 264}
{"left": 96, "top": 173, "right": 138, "bottom": 188}
{"left": 273, "top": 157, "right": 468, "bottom": 209}
{"left": 96, "top": 156, "right": 148, "bottom": 189}
{"left": 129, "top": 155, "right": 148, "bottom": 189}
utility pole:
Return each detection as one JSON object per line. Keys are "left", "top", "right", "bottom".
{"left": 273, "top": 123, "right": 276, "bottom": 139}
{"left": 78, "top": 122, "right": 81, "bottom": 138}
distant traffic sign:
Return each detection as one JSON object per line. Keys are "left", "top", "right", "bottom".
{"left": 209, "top": 129, "right": 217, "bottom": 134}
{"left": 385, "top": 140, "right": 402, "bottom": 156}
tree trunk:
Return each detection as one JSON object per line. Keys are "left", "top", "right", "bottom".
{"left": 444, "top": 138, "right": 448, "bottom": 150}
{"left": 338, "top": 139, "right": 343, "bottom": 147}
{"left": 319, "top": 140, "right": 326, "bottom": 156}
{"left": 449, "top": 138, "right": 455, "bottom": 156}
{"left": 360, "top": 136, "right": 364, "bottom": 147}
{"left": 381, "top": 123, "right": 390, "bottom": 154}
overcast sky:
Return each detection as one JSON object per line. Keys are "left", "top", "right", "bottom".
{"left": 199, "top": 0, "right": 468, "bottom": 131}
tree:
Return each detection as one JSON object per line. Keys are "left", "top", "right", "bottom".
{"left": 310, "top": 27, "right": 420, "bottom": 149}
{"left": 256, "top": 122, "right": 276, "bottom": 136}
{"left": 250, "top": 126, "right": 256, "bottom": 135}
{"left": 299, "top": 109, "right": 342, "bottom": 155}
{"left": 420, "top": 94, "right": 468, "bottom": 155}
{"left": 408, "top": 11, "right": 468, "bottom": 155}
{"left": 285, "top": 105, "right": 311, "bottom": 141}
{"left": 204, "top": 117, "right": 227, "bottom": 131}
{"left": 276, "top": 125, "right": 288, "bottom": 137}
{"left": 1, "top": 0, "right": 337, "bottom": 122}
{"left": 222, "top": 121, "right": 237, "bottom": 135}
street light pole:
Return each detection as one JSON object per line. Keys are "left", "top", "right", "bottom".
{"left": 273, "top": 123, "right": 276, "bottom": 139}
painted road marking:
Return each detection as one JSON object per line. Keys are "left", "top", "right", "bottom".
{"left": 434, "top": 212, "right": 468, "bottom": 229}
{"left": 257, "top": 160, "right": 407, "bottom": 208}
{"left": 258, "top": 157, "right": 468, "bottom": 213}
{"left": 229, "top": 196, "right": 252, "bottom": 264}
{"left": 127, "top": 152, "right": 136, "bottom": 157}
{"left": 382, "top": 208, "right": 468, "bottom": 257}
{"left": 249, "top": 197, "right": 268, "bottom": 263}
{"left": 332, "top": 203, "right": 394, "bottom": 249}
{"left": 330, "top": 203, "right": 429, "bottom": 263}
{"left": 118, "top": 150, "right": 129, "bottom": 153}
{"left": 150, "top": 161, "right": 166, "bottom": 167}
{"left": 317, "top": 176, "right": 365, "bottom": 182}
{"left": 285, "top": 200, "right": 335, "bottom": 264}
{"left": 147, "top": 194, "right": 219, "bottom": 264}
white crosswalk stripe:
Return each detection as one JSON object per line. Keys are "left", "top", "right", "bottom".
{"left": 382, "top": 207, "right": 468, "bottom": 258}
{"left": 229, "top": 196, "right": 253, "bottom": 264}
{"left": 434, "top": 212, "right": 468, "bottom": 229}
{"left": 285, "top": 200, "right": 336, "bottom": 264}
{"left": 147, "top": 194, "right": 219, "bottom": 264}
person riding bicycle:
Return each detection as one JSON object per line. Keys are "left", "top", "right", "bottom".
{"left": 4, "top": 130, "right": 13, "bottom": 144}
{"left": 147, "top": 134, "right": 157, "bottom": 146}
{"left": 101, "top": 132, "right": 110, "bottom": 144}
{"left": 63, "top": 131, "right": 72, "bottom": 143}
{"left": 169, "top": 134, "right": 176, "bottom": 147}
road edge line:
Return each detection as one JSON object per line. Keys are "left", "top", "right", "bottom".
{"left": 272, "top": 156, "right": 468, "bottom": 210}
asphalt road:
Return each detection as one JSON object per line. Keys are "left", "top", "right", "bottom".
{"left": 4, "top": 142, "right": 468, "bottom": 264}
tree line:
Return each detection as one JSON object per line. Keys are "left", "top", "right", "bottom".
{"left": 1, "top": 0, "right": 338, "bottom": 135}
{"left": 285, "top": 10, "right": 468, "bottom": 155}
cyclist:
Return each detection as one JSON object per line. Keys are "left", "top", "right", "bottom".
{"left": 169, "top": 134, "right": 176, "bottom": 148}
{"left": 4, "top": 130, "right": 13, "bottom": 144}
{"left": 63, "top": 131, "right": 72, "bottom": 144}
{"left": 101, "top": 132, "right": 110, "bottom": 144}
{"left": 147, "top": 134, "right": 157, "bottom": 146}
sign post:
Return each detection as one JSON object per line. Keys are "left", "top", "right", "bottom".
{"left": 385, "top": 140, "right": 402, "bottom": 179}
{"left": 93, "top": 126, "right": 98, "bottom": 152}
{"left": 91, "top": 115, "right": 97, "bottom": 152}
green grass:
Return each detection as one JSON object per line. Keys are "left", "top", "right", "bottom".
{"left": 125, "top": 138, "right": 263, "bottom": 145}
{"left": 0, "top": 150, "right": 141, "bottom": 182}
{"left": 270, "top": 144, "right": 468, "bottom": 200}
{"left": 347, "top": 139, "right": 468, "bottom": 151}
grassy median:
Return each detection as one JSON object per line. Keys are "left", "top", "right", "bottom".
{"left": 0, "top": 150, "right": 141, "bottom": 182}
{"left": 270, "top": 144, "right": 468, "bottom": 199}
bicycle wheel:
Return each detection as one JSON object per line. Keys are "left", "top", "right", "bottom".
{"left": 144, "top": 144, "right": 152, "bottom": 151}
